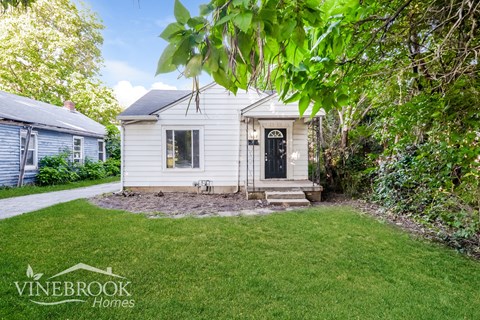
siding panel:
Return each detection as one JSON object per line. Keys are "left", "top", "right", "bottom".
{"left": 123, "top": 84, "right": 310, "bottom": 188}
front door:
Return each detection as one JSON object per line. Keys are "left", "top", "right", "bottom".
{"left": 264, "top": 128, "right": 287, "bottom": 179}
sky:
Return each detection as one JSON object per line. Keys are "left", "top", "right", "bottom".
{"left": 78, "top": 0, "right": 210, "bottom": 108}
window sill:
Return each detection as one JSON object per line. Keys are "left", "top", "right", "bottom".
{"left": 164, "top": 168, "right": 204, "bottom": 172}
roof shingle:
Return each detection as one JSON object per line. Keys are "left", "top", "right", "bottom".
{"left": 119, "top": 90, "right": 191, "bottom": 116}
{"left": 0, "top": 90, "right": 105, "bottom": 136}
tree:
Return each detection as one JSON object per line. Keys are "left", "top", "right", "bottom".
{"left": 158, "top": 0, "right": 480, "bottom": 243}
{"left": 1, "top": 0, "right": 34, "bottom": 12}
{"left": 157, "top": 0, "right": 478, "bottom": 113}
{"left": 0, "top": 0, "right": 121, "bottom": 124}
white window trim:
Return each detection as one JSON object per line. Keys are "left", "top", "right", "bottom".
{"left": 162, "top": 126, "right": 204, "bottom": 171}
{"left": 72, "top": 136, "right": 84, "bottom": 164}
{"left": 19, "top": 130, "right": 38, "bottom": 171}
{"left": 97, "top": 139, "right": 106, "bottom": 162}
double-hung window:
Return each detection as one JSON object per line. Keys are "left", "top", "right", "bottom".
{"left": 165, "top": 129, "right": 200, "bottom": 169}
{"left": 20, "top": 130, "right": 37, "bottom": 170}
{"left": 98, "top": 139, "right": 105, "bottom": 161}
{"left": 73, "top": 136, "right": 84, "bottom": 163}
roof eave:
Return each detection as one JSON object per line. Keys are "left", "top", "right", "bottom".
{"left": 117, "top": 115, "right": 159, "bottom": 121}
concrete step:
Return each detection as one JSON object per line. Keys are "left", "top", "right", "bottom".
{"left": 267, "top": 199, "right": 311, "bottom": 207}
{"left": 265, "top": 191, "right": 306, "bottom": 200}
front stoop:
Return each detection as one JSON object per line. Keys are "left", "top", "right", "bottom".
{"left": 265, "top": 191, "right": 311, "bottom": 206}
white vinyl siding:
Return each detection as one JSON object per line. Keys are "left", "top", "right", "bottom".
{"left": 122, "top": 83, "right": 310, "bottom": 188}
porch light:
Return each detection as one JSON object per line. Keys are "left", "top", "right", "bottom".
{"left": 249, "top": 129, "right": 258, "bottom": 140}
{"left": 248, "top": 129, "right": 259, "bottom": 145}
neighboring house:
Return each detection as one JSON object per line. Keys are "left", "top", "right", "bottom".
{"left": 117, "top": 83, "right": 324, "bottom": 201}
{"left": 0, "top": 90, "right": 106, "bottom": 187}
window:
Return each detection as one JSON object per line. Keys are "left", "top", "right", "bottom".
{"left": 73, "top": 136, "right": 84, "bottom": 163}
{"left": 20, "top": 131, "right": 37, "bottom": 170}
{"left": 166, "top": 129, "right": 200, "bottom": 169}
{"left": 267, "top": 129, "right": 284, "bottom": 138}
{"left": 98, "top": 140, "right": 105, "bottom": 161}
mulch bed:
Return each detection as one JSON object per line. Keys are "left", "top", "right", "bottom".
{"left": 90, "top": 191, "right": 278, "bottom": 216}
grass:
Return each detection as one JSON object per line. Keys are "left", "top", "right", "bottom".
{"left": 1, "top": 201, "right": 480, "bottom": 319}
{"left": 0, "top": 176, "right": 120, "bottom": 199}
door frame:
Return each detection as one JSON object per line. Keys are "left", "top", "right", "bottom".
{"left": 258, "top": 120, "right": 294, "bottom": 180}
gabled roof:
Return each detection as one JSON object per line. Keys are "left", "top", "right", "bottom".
{"left": 0, "top": 90, "right": 105, "bottom": 137}
{"left": 119, "top": 90, "right": 191, "bottom": 117}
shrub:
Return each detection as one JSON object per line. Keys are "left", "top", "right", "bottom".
{"left": 76, "top": 158, "right": 107, "bottom": 180}
{"left": 103, "top": 158, "right": 121, "bottom": 176}
{"left": 36, "top": 151, "right": 79, "bottom": 185}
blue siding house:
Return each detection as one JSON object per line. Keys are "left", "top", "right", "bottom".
{"left": 0, "top": 90, "right": 106, "bottom": 187}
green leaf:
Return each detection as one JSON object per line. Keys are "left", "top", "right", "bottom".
{"left": 184, "top": 54, "right": 203, "bottom": 78}
{"left": 212, "top": 69, "right": 231, "bottom": 90}
{"left": 284, "top": 91, "right": 301, "bottom": 104}
{"left": 199, "top": 4, "right": 214, "bottom": 15}
{"left": 171, "top": 38, "right": 192, "bottom": 65}
{"left": 298, "top": 95, "right": 310, "bottom": 117}
{"left": 293, "top": 26, "right": 306, "bottom": 48}
{"left": 233, "top": 12, "right": 253, "bottom": 33}
{"left": 232, "top": 0, "right": 248, "bottom": 7}
{"left": 156, "top": 43, "right": 177, "bottom": 75}
{"left": 279, "top": 19, "right": 297, "bottom": 41}
{"left": 310, "top": 100, "right": 323, "bottom": 118}
{"left": 322, "top": 93, "right": 334, "bottom": 112}
{"left": 311, "top": 20, "right": 341, "bottom": 53}
{"left": 187, "top": 17, "right": 207, "bottom": 29}
{"left": 215, "top": 13, "right": 235, "bottom": 26}
{"left": 337, "top": 93, "right": 349, "bottom": 106}
{"left": 174, "top": 0, "right": 190, "bottom": 24}
{"left": 159, "top": 22, "right": 184, "bottom": 41}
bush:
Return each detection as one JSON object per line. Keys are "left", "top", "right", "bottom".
{"left": 103, "top": 158, "right": 121, "bottom": 176}
{"left": 36, "top": 151, "right": 120, "bottom": 186}
{"left": 76, "top": 158, "right": 107, "bottom": 180}
{"left": 36, "top": 151, "right": 79, "bottom": 185}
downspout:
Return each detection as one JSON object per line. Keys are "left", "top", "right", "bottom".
{"left": 235, "top": 112, "right": 242, "bottom": 193}
{"left": 120, "top": 122, "right": 125, "bottom": 192}
{"left": 17, "top": 126, "right": 33, "bottom": 187}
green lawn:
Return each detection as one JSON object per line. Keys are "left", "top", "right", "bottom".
{"left": 1, "top": 201, "right": 480, "bottom": 319}
{"left": 0, "top": 176, "right": 120, "bottom": 199}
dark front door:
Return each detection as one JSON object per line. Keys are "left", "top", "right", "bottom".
{"left": 265, "top": 128, "right": 287, "bottom": 179}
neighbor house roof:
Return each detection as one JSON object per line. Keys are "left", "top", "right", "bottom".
{"left": 0, "top": 90, "right": 106, "bottom": 137}
{"left": 118, "top": 90, "right": 191, "bottom": 118}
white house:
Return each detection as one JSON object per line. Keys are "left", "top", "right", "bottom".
{"left": 117, "top": 83, "right": 323, "bottom": 202}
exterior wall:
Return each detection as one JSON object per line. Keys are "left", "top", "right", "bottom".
{"left": 123, "top": 84, "right": 267, "bottom": 189}
{"left": 0, "top": 123, "right": 103, "bottom": 187}
{"left": 122, "top": 84, "right": 311, "bottom": 191}
{"left": 0, "top": 124, "right": 22, "bottom": 186}
{"left": 239, "top": 118, "right": 309, "bottom": 184}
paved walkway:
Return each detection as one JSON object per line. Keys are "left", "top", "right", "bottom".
{"left": 0, "top": 182, "right": 121, "bottom": 220}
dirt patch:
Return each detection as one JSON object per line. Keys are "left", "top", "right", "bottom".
{"left": 90, "top": 191, "right": 297, "bottom": 217}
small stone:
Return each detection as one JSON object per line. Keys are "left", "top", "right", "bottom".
{"left": 155, "top": 191, "right": 164, "bottom": 197}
